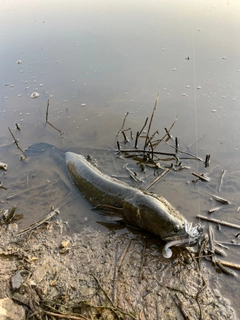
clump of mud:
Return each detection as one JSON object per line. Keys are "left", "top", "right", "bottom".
{"left": 0, "top": 216, "right": 237, "bottom": 320}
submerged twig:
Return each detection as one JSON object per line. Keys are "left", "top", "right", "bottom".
{"left": 16, "top": 209, "right": 59, "bottom": 237}
{"left": 218, "top": 169, "right": 226, "bottom": 192}
{"left": 46, "top": 99, "right": 63, "bottom": 136}
{"left": 8, "top": 127, "right": 27, "bottom": 159}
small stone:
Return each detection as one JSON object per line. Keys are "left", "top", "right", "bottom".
{"left": 0, "top": 297, "right": 25, "bottom": 320}
{"left": 11, "top": 271, "right": 24, "bottom": 290}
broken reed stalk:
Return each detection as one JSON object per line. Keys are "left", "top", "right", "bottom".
{"left": 8, "top": 127, "right": 27, "bottom": 159}
{"left": 146, "top": 169, "right": 170, "bottom": 191}
{"left": 116, "top": 112, "right": 129, "bottom": 137}
{"left": 150, "top": 116, "right": 178, "bottom": 151}
{"left": 144, "top": 93, "right": 159, "bottom": 150}
{"left": 46, "top": 99, "right": 63, "bottom": 136}
{"left": 192, "top": 172, "right": 210, "bottom": 182}
{"left": 175, "top": 137, "right": 179, "bottom": 153}
{"left": 197, "top": 215, "right": 240, "bottom": 229}
{"left": 135, "top": 131, "right": 140, "bottom": 148}
{"left": 205, "top": 154, "right": 210, "bottom": 168}
{"left": 164, "top": 127, "right": 171, "bottom": 139}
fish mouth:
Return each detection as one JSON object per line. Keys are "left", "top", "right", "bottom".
{"left": 162, "top": 221, "right": 203, "bottom": 258}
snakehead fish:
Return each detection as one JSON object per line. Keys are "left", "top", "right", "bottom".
{"left": 25, "top": 142, "right": 203, "bottom": 257}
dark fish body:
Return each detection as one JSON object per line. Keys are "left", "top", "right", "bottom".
{"left": 66, "top": 152, "right": 188, "bottom": 241}
{"left": 26, "top": 143, "right": 200, "bottom": 242}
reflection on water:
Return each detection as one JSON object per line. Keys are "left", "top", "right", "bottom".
{"left": 1, "top": 0, "right": 240, "bottom": 316}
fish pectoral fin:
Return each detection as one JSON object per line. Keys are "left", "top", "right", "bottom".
{"left": 92, "top": 204, "right": 124, "bottom": 222}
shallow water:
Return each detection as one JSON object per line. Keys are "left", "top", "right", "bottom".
{"left": 1, "top": 0, "right": 240, "bottom": 316}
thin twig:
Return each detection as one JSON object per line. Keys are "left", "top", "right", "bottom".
{"left": 135, "top": 131, "right": 139, "bottom": 148}
{"left": 172, "top": 294, "right": 190, "bottom": 320}
{"left": 81, "top": 302, "right": 137, "bottom": 320}
{"left": 16, "top": 209, "right": 59, "bottom": 237}
{"left": 192, "top": 172, "right": 210, "bottom": 182}
{"left": 118, "top": 239, "right": 133, "bottom": 270}
{"left": 117, "top": 148, "right": 178, "bottom": 159}
{"left": 139, "top": 239, "right": 146, "bottom": 283}
{"left": 41, "top": 309, "right": 89, "bottom": 320}
{"left": 139, "top": 117, "right": 148, "bottom": 136}
{"left": 112, "top": 243, "right": 119, "bottom": 304}
{"left": 46, "top": 99, "right": 63, "bottom": 136}
{"left": 8, "top": 127, "right": 27, "bottom": 158}
{"left": 144, "top": 93, "right": 159, "bottom": 150}
{"left": 197, "top": 215, "right": 240, "bottom": 229}
{"left": 90, "top": 274, "right": 113, "bottom": 305}
{"left": 196, "top": 278, "right": 207, "bottom": 320}
{"left": 146, "top": 169, "right": 170, "bottom": 191}
{"left": 116, "top": 112, "right": 129, "bottom": 136}
{"left": 164, "top": 127, "right": 171, "bottom": 139}
{"left": 163, "top": 140, "right": 203, "bottom": 161}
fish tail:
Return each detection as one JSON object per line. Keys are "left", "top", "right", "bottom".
{"left": 25, "top": 142, "right": 65, "bottom": 165}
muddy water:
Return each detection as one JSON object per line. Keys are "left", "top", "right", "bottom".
{"left": 1, "top": 0, "right": 240, "bottom": 317}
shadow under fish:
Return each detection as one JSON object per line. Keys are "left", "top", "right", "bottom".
{"left": 25, "top": 142, "right": 203, "bottom": 258}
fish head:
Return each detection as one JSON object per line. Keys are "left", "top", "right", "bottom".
{"left": 124, "top": 192, "right": 203, "bottom": 244}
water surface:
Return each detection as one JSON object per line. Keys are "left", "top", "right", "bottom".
{"left": 1, "top": 0, "right": 240, "bottom": 316}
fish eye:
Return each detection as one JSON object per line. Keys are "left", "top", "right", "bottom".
{"left": 174, "top": 225, "right": 180, "bottom": 232}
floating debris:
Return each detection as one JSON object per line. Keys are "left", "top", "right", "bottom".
{"left": 30, "top": 92, "right": 40, "bottom": 99}
{"left": 0, "top": 162, "right": 8, "bottom": 171}
{"left": 212, "top": 195, "right": 230, "bottom": 205}
{"left": 208, "top": 207, "right": 221, "bottom": 214}
{"left": 16, "top": 60, "right": 22, "bottom": 64}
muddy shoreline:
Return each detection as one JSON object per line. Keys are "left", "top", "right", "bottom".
{"left": 0, "top": 212, "right": 237, "bottom": 320}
